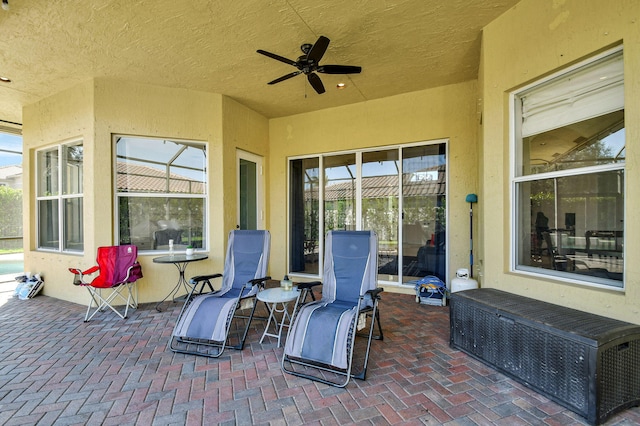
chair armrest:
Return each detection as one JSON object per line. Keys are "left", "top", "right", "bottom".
{"left": 245, "top": 276, "right": 271, "bottom": 290}
{"left": 365, "top": 287, "right": 384, "bottom": 300}
{"left": 69, "top": 266, "right": 99, "bottom": 285}
{"left": 69, "top": 268, "right": 84, "bottom": 285}
{"left": 297, "top": 280, "right": 322, "bottom": 290}
{"left": 239, "top": 276, "right": 271, "bottom": 300}
{"left": 189, "top": 273, "right": 222, "bottom": 285}
{"left": 297, "top": 280, "right": 322, "bottom": 303}
{"left": 69, "top": 265, "right": 99, "bottom": 275}
{"left": 187, "top": 273, "right": 222, "bottom": 297}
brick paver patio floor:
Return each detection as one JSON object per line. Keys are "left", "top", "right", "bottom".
{"left": 1, "top": 282, "right": 639, "bottom": 425}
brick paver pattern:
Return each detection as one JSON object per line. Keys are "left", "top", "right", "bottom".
{"left": 1, "top": 282, "right": 639, "bottom": 425}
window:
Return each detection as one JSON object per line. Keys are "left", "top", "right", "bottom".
{"left": 115, "top": 136, "right": 207, "bottom": 252}
{"left": 289, "top": 141, "right": 447, "bottom": 285}
{"left": 512, "top": 48, "right": 624, "bottom": 288}
{"left": 36, "top": 141, "right": 84, "bottom": 252}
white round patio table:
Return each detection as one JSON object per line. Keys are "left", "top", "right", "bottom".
{"left": 257, "top": 286, "right": 300, "bottom": 347}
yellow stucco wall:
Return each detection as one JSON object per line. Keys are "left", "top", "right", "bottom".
{"left": 221, "top": 96, "right": 270, "bottom": 233}
{"left": 268, "top": 81, "right": 479, "bottom": 293}
{"left": 480, "top": 0, "right": 640, "bottom": 322}
{"left": 22, "top": 79, "right": 269, "bottom": 305}
{"left": 23, "top": 80, "right": 95, "bottom": 305}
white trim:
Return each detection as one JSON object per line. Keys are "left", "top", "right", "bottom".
{"left": 513, "top": 162, "right": 625, "bottom": 183}
{"left": 318, "top": 155, "right": 325, "bottom": 278}
{"left": 514, "top": 266, "right": 624, "bottom": 291}
{"left": 355, "top": 152, "right": 362, "bottom": 231}
{"left": 444, "top": 142, "right": 450, "bottom": 285}
{"left": 287, "top": 139, "right": 449, "bottom": 162}
{"left": 35, "top": 139, "right": 84, "bottom": 253}
{"left": 396, "top": 147, "right": 404, "bottom": 284}
{"left": 236, "top": 149, "right": 265, "bottom": 230}
{"left": 513, "top": 45, "right": 623, "bottom": 97}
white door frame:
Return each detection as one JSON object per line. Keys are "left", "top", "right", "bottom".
{"left": 236, "top": 149, "right": 265, "bottom": 230}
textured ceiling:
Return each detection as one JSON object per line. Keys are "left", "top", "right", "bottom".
{"left": 0, "top": 0, "right": 520, "bottom": 125}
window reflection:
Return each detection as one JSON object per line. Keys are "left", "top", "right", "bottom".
{"left": 401, "top": 145, "right": 447, "bottom": 282}
{"left": 523, "top": 111, "right": 625, "bottom": 175}
{"left": 323, "top": 154, "right": 356, "bottom": 233}
{"left": 362, "top": 150, "right": 399, "bottom": 281}
{"left": 519, "top": 171, "right": 624, "bottom": 285}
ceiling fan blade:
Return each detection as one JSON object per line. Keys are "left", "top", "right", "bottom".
{"left": 306, "top": 36, "right": 330, "bottom": 63}
{"left": 317, "top": 65, "right": 362, "bottom": 74}
{"left": 307, "top": 73, "right": 325, "bottom": 94}
{"left": 268, "top": 71, "right": 302, "bottom": 85}
{"left": 257, "top": 49, "right": 297, "bottom": 67}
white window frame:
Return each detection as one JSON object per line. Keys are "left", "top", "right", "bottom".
{"left": 509, "top": 46, "right": 625, "bottom": 290}
{"left": 113, "top": 135, "right": 209, "bottom": 254}
{"left": 36, "top": 139, "right": 84, "bottom": 253}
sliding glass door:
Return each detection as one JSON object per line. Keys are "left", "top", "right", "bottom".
{"left": 289, "top": 140, "right": 447, "bottom": 285}
{"left": 289, "top": 158, "right": 320, "bottom": 274}
{"left": 401, "top": 144, "right": 447, "bottom": 283}
{"left": 361, "top": 150, "right": 400, "bottom": 282}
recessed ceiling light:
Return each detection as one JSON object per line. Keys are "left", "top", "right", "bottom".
{"left": 0, "top": 76, "right": 11, "bottom": 83}
{"left": 336, "top": 83, "right": 346, "bottom": 89}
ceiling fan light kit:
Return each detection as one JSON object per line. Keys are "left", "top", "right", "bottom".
{"left": 257, "top": 36, "right": 361, "bottom": 95}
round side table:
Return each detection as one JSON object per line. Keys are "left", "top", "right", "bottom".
{"left": 257, "top": 286, "right": 301, "bottom": 347}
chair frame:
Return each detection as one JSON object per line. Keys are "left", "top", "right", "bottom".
{"left": 82, "top": 279, "right": 138, "bottom": 322}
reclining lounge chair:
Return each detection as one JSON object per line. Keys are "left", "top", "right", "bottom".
{"left": 282, "top": 230, "right": 383, "bottom": 387}
{"left": 170, "top": 230, "right": 271, "bottom": 358}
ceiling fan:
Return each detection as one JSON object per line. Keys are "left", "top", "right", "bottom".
{"left": 257, "top": 36, "right": 361, "bottom": 94}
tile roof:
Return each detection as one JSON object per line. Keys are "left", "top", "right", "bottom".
{"left": 314, "top": 171, "right": 445, "bottom": 202}
{"left": 116, "top": 163, "right": 205, "bottom": 194}
{"left": 0, "top": 165, "right": 22, "bottom": 180}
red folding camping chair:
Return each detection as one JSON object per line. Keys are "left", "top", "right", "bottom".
{"left": 69, "top": 245, "right": 143, "bottom": 322}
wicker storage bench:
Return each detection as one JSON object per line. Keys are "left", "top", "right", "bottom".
{"left": 449, "top": 288, "right": 640, "bottom": 425}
